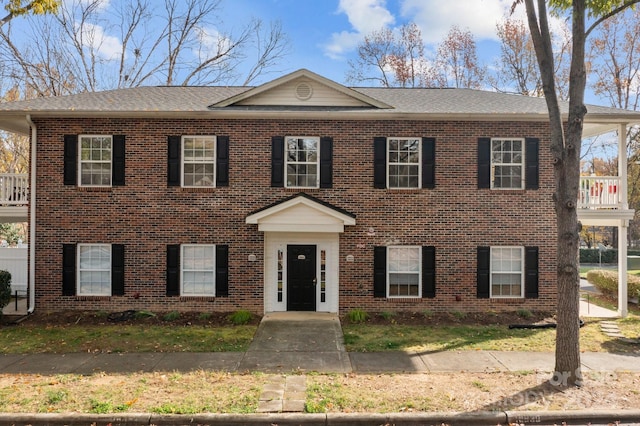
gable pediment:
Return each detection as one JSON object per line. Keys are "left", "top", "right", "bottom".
{"left": 246, "top": 193, "right": 356, "bottom": 233}
{"left": 211, "top": 69, "right": 391, "bottom": 109}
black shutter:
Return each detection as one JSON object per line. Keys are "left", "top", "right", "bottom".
{"left": 422, "top": 246, "right": 436, "bottom": 298}
{"left": 63, "top": 135, "right": 78, "bottom": 186}
{"left": 373, "top": 246, "right": 387, "bottom": 298}
{"left": 271, "top": 136, "right": 285, "bottom": 187}
{"left": 525, "top": 138, "right": 539, "bottom": 190}
{"left": 62, "top": 244, "right": 76, "bottom": 296}
{"left": 112, "top": 135, "right": 126, "bottom": 186}
{"left": 373, "top": 137, "right": 387, "bottom": 189}
{"left": 111, "top": 244, "right": 125, "bottom": 296}
{"left": 216, "top": 245, "right": 229, "bottom": 297}
{"left": 167, "top": 136, "right": 181, "bottom": 186}
{"left": 525, "top": 246, "right": 539, "bottom": 298}
{"left": 422, "top": 137, "right": 435, "bottom": 189}
{"left": 216, "top": 136, "right": 230, "bottom": 187}
{"left": 477, "top": 137, "right": 491, "bottom": 189}
{"left": 319, "top": 136, "right": 333, "bottom": 188}
{"left": 166, "top": 245, "right": 180, "bottom": 296}
{"left": 477, "top": 246, "right": 490, "bottom": 298}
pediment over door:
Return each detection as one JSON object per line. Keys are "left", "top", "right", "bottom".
{"left": 245, "top": 193, "right": 356, "bottom": 233}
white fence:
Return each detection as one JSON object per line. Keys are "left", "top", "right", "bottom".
{"left": 0, "top": 247, "right": 27, "bottom": 293}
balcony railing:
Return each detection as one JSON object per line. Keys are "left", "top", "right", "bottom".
{"left": 0, "top": 174, "right": 28, "bottom": 206}
{"left": 579, "top": 176, "right": 621, "bottom": 210}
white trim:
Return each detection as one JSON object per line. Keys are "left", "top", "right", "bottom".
{"left": 77, "top": 243, "right": 111, "bottom": 296}
{"left": 386, "top": 137, "right": 421, "bottom": 189}
{"left": 386, "top": 246, "right": 422, "bottom": 298}
{"left": 284, "top": 136, "right": 320, "bottom": 189}
{"left": 211, "top": 69, "right": 392, "bottom": 109}
{"left": 78, "top": 134, "right": 113, "bottom": 187}
{"left": 490, "top": 137, "right": 525, "bottom": 190}
{"left": 246, "top": 195, "right": 356, "bottom": 230}
{"left": 264, "top": 233, "right": 339, "bottom": 314}
{"left": 489, "top": 246, "right": 525, "bottom": 299}
{"left": 181, "top": 135, "right": 216, "bottom": 188}
{"left": 180, "top": 244, "right": 216, "bottom": 297}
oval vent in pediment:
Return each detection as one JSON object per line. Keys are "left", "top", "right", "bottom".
{"left": 295, "top": 82, "right": 313, "bottom": 100}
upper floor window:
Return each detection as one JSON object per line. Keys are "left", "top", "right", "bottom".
{"left": 64, "top": 134, "right": 125, "bottom": 187}
{"left": 182, "top": 136, "right": 216, "bottom": 187}
{"left": 374, "top": 137, "right": 434, "bottom": 190}
{"left": 491, "top": 138, "right": 524, "bottom": 189}
{"left": 388, "top": 137, "right": 421, "bottom": 189}
{"left": 286, "top": 136, "right": 319, "bottom": 188}
{"left": 271, "top": 136, "right": 333, "bottom": 188}
{"left": 167, "top": 135, "right": 229, "bottom": 188}
{"left": 79, "top": 135, "right": 112, "bottom": 186}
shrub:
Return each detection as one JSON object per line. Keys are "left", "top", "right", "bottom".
{"left": 162, "top": 311, "right": 180, "bottom": 321}
{"left": 347, "top": 308, "right": 368, "bottom": 323}
{"left": 228, "top": 310, "right": 253, "bottom": 325}
{"left": 586, "top": 269, "right": 640, "bottom": 299}
{"left": 0, "top": 270, "right": 11, "bottom": 315}
{"left": 516, "top": 309, "right": 532, "bottom": 319}
{"left": 579, "top": 248, "right": 617, "bottom": 264}
{"left": 379, "top": 311, "right": 395, "bottom": 321}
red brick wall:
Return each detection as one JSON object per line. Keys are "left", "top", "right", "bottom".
{"left": 32, "top": 117, "right": 557, "bottom": 314}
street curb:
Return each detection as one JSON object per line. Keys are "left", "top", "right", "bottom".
{"left": 2, "top": 410, "right": 640, "bottom": 425}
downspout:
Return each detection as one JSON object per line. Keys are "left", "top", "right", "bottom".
{"left": 25, "top": 114, "right": 36, "bottom": 314}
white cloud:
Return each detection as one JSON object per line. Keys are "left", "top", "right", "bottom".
{"left": 338, "top": 0, "right": 395, "bottom": 33}
{"left": 195, "top": 26, "right": 234, "bottom": 59}
{"left": 400, "top": 0, "right": 514, "bottom": 44}
{"left": 78, "top": 22, "right": 122, "bottom": 60}
{"left": 323, "top": 0, "right": 395, "bottom": 59}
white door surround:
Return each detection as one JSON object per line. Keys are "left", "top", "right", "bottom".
{"left": 246, "top": 193, "right": 356, "bottom": 314}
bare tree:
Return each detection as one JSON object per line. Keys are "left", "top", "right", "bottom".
{"left": 433, "top": 26, "right": 485, "bottom": 89}
{"left": 491, "top": 18, "right": 572, "bottom": 98}
{"left": 346, "top": 27, "right": 400, "bottom": 87}
{"left": 0, "top": 0, "right": 289, "bottom": 95}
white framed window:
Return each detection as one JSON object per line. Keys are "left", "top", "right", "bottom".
{"left": 491, "top": 138, "right": 524, "bottom": 189}
{"left": 79, "top": 135, "right": 112, "bottom": 186}
{"left": 387, "top": 246, "right": 421, "bottom": 298}
{"left": 490, "top": 246, "right": 524, "bottom": 298}
{"left": 181, "top": 244, "right": 216, "bottom": 296}
{"left": 182, "top": 136, "right": 216, "bottom": 187}
{"left": 285, "top": 136, "right": 319, "bottom": 188}
{"left": 77, "top": 244, "right": 111, "bottom": 296}
{"left": 388, "top": 137, "right": 421, "bottom": 189}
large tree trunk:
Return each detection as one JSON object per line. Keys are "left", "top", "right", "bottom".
{"left": 525, "top": 0, "right": 585, "bottom": 387}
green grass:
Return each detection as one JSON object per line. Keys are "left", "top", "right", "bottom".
{"left": 342, "top": 317, "right": 640, "bottom": 353}
{"left": 0, "top": 324, "right": 256, "bottom": 354}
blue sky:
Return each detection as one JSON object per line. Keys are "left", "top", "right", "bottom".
{"left": 221, "top": 0, "right": 518, "bottom": 86}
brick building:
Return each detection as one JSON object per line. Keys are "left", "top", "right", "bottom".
{"left": 0, "top": 69, "right": 637, "bottom": 315}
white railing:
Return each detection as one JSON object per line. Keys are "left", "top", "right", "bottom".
{"left": 579, "top": 176, "right": 621, "bottom": 209}
{"left": 0, "top": 173, "right": 29, "bottom": 205}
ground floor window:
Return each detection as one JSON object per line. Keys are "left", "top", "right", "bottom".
{"left": 491, "top": 246, "right": 524, "bottom": 297}
{"left": 387, "top": 246, "right": 421, "bottom": 297}
{"left": 181, "top": 244, "right": 216, "bottom": 296}
{"left": 77, "top": 243, "right": 111, "bottom": 296}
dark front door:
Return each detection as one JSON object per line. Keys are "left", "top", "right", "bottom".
{"left": 287, "top": 245, "right": 317, "bottom": 311}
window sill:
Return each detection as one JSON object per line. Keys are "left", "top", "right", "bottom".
{"left": 75, "top": 295, "right": 111, "bottom": 301}
{"left": 384, "top": 189, "right": 424, "bottom": 194}
{"left": 490, "top": 297, "right": 525, "bottom": 303}
{"left": 179, "top": 296, "right": 216, "bottom": 302}
{"left": 179, "top": 187, "right": 218, "bottom": 193}
{"left": 77, "top": 187, "right": 112, "bottom": 192}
